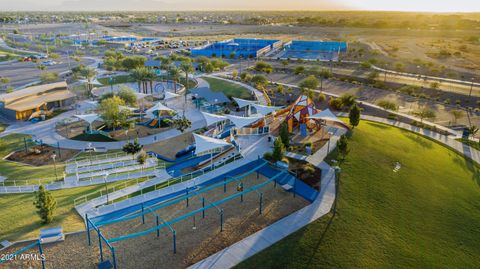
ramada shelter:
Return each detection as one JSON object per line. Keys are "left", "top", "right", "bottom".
{"left": 0, "top": 81, "right": 75, "bottom": 120}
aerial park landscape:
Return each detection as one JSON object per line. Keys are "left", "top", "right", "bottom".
{"left": 0, "top": 1, "right": 479, "bottom": 268}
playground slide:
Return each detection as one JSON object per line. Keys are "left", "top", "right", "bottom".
{"left": 149, "top": 119, "right": 158, "bottom": 128}
{"left": 196, "top": 146, "right": 236, "bottom": 169}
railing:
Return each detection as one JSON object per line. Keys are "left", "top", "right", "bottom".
{"left": 0, "top": 175, "right": 64, "bottom": 187}
{"left": 83, "top": 154, "right": 245, "bottom": 212}
{"left": 66, "top": 152, "right": 131, "bottom": 167}
{"left": 73, "top": 175, "right": 151, "bottom": 207}
{"left": 110, "top": 154, "right": 244, "bottom": 203}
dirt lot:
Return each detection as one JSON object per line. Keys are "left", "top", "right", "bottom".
{"left": 0, "top": 173, "right": 309, "bottom": 268}
{"left": 6, "top": 145, "right": 79, "bottom": 166}
{"left": 143, "top": 132, "right": 194, "bottom": 160}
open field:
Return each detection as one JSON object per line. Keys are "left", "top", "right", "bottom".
{"left": 238, "top": 120, "right": 480, "bottom": 269}
{"left": 202, "top": 76, "right": 253, "bottom": 100}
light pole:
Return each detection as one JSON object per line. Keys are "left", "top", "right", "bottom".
{"left": 104, "top": 172, "right": 110, "bottom": 204}
{"left": 51, "top": 154, "right": 58, "bottom": 181}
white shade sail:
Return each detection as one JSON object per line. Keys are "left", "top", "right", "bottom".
{"left": 251, "top": 103, "right": 281, "bottom": 115}
{"left": 226, "top": 115, "right": 263, "bottom": 128}
{"left": 164, "top": 91, "right": 180, "bottom": 100}
{"left": 79, "top": 78, "right": 103, "bottom": 86}
{"left": 74, "top": 113, "right": 101, "bottom": 124}
{"left": 201, "top": 112, "right": 227, "bottom": 126}
{"left": 308, "top": 109, "right": 344, "bottom": 124}
{"left": 146, "top": 102, "right": 175, "bottom": 114}
{"left": 193, "top": 133, "right": 231, "bottom": 155}
{"left": 232, "top": 97, "right": 256, "bottom": 109}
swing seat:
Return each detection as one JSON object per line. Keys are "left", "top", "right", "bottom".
{"left": 98, "top": 260, "right": 113, "bottom": 269}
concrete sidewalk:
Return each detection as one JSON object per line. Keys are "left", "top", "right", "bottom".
{"left": 189, "top": 163, "right": 336, "bottom": 269}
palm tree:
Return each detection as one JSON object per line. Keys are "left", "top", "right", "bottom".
{"left": 130, "top": 67, "right": 147, "bottom": 93}
{"left": 168, "top": 65, "right": 180, "bottom": 93}
{"left": 144, "top": 68, "right": 157, "bottom": 94}
{"left": 80, "top": 67, "right": 97, "bottom": 98}
{"left": 180, "top": 61, "right": 194, "bottom": 97}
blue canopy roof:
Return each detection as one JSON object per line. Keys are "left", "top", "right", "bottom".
{"left": 190, "top": 87, "right": 230, "bottom": 104}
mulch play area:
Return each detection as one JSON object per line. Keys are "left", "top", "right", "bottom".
{"left": 6, "top": 145, "right": 79, "bottom": 166}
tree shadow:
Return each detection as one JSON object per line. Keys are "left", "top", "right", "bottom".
{"left": 404, "top": 133, "right": 433, "bottom": 149}
{"left": 452, "top": 154, "right": 480, "bottom": 187}
{"left": 304, "top": 212, "right": 337, "bottom": 268}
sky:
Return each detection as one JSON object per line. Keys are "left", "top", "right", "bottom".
{"left": 1, "top": 0, "right": 479, "bottom": 12}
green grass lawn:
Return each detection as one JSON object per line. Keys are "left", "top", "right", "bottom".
{"left": 202, "top": 76, "right": 254, "bottom": 100}
{"left": 237, "top": 120, "right": 480, "bottom": 269}
{"left": 0, "top": 134, "right": 152, "bottom": 241}
{"left": 0, "top": 123, "right": 7, "bottom": 133}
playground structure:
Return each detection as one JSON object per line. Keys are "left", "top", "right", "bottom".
{"left": 81, "top": 158, "right": 315, "bottom": 269}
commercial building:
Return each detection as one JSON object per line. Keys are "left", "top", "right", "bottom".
{"left": 0, "top": 81, "right": 75, "bottom": 120}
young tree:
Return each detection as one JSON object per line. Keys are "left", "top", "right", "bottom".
{"left": 80, "top": 67, "right": 97, "bottom": 97}
{"left": 123, "top": 138, "right": 143, "bottom": 159}
{"left": 294, "top": 65, "right": 305, "bottom": 75}
{"left": 40, "top": 72, "right": 59, "bottom": 83}
{"left": 137, "top": 151, "right": 148, "bottom": 172}
{"left": 99, "top": 96, "right": 128, "bottom": 129}
{"left": 318, "top": 69, "right": 332, "bottom": 91}
{"left": 468, "top": 125, "right": 479, "bottom": 139}
{"left": 130, "top": 67, "right": 147, "bottom": 93}
{"left": 172, "top": 116, "right": 192, "bottom": 133}
{"left": 415, "top": 107, "right": 436, "bottom": 123}
{"left": 180, "top": 61, "right": 194, "bottom": 93}
{"left": 272, "top": 138, "right": 286, "bottom": 162}
{"left": 450, "top": 109, "right": 464, "bottom": 125}
{"left": 168, "top": 65, "right": 180, "bottom": 93}
{"left": 299, "top": 75, "right": 319, "bottom": 91}
{"left": 349, "top": 103, "right": 361, "bottom": 128}
{"left": 337, "top": 135, "right": 349, "bottom": 160}
{"left": 118, "top": 86, "right": 137, "bottom": 106}
{"left": 231, "top": 69, "right": 239, "bottom": 80}
{"left": 33, "top": 185, "right": 57, "bottom": 224}
{"left": 251, "top": 75, "right": 268, "bottom": 88}
{"left": 279, "top": 123, "right": 290, "bottom": 148}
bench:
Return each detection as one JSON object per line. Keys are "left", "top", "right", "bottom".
{"left": 39, "top": 227, "right": 65, "bottom": 244}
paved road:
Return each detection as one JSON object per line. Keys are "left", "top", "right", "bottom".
{"left": 0, "top": 56, "right": 96, "bottom": 89}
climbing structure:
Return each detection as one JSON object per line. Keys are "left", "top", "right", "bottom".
{"left": 285, "top": 95, "right": 318, "bottom": 134}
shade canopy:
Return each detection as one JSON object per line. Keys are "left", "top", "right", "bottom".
{"left": 232, "top": 97, "right": 256, "bottom": 108}
{"left": 79, "top": 78, "right": 103, "bottom": 86}
{"left": 252, "top": 103, "right": 281, "bottom": 115}
{"left": 201, "top": 112, "right": 227, "bottom": 126}
{"left": 190, "top": 87, "right": 230, "bottom": 104}
{"left": 308, "top": 109, "right": 344, "bottom": 124}
{"left": 146, "top": 102, "right": 175, "bottom": 114}
{"left": 226, "top": 114, "right": 263, "bottom": 128}
{"left": 164, "top": 91, "right": 181, "bottom": 100}
{"left": 193, "top": 133, "right": 231, "bottom": 155}
{"left": 74, "top": 113, "right": 101, "bottom": 124}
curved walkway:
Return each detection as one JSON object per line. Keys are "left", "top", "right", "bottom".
{"left": 203, "top": 74, "right": 269, "bottom": 106}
